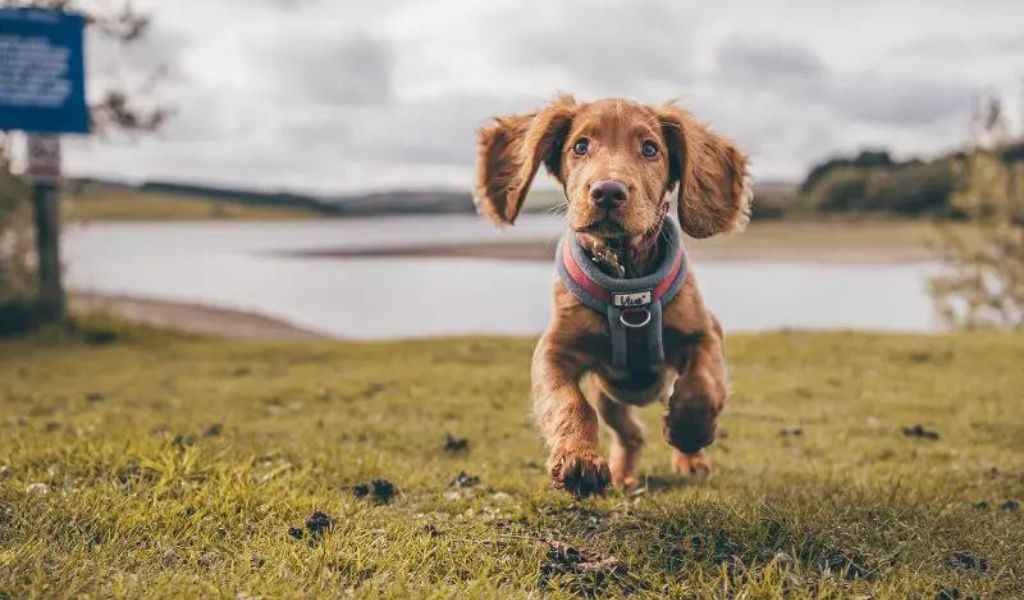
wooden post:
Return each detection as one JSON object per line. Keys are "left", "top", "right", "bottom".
{"left": 27, "top": 135, "right": 65, "bottom": 322}
{"left": 31, "top": 180, "right": 65, "bottom": 320}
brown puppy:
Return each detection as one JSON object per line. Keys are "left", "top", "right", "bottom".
{"left": 475, "top": 96, "right": 750, "bottom": 497}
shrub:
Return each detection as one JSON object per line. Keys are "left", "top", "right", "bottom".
{"left": 930, "top": 149, "right": 1024, "bottom": 330}
{"left": 0, "top": 144, "right": 35, "bottom": 303}
{"left": 0, "top": 299, "right": 40, "bottom": 336}
{"left": 801, "top": 149, "right": 893, "bottom": 194}
{"left": 863, "top": 159, "right": 960, "bottom": 216}
{"left": 801, "top": 153, "right": 960, "bottom": 216}
{"left": 804, "top": 167, "right": 868, "bottom": 212}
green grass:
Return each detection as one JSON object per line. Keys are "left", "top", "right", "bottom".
{"left": 65, "top": 187, "right": 321, "bottom": 222}
{"left": 1, "top": 317, "right": 1022, "bottom": 598}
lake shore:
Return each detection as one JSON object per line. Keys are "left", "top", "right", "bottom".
{"left": 278, "top": 219, "right": 948, "bottom": 264}
{"left": 71, "top": 292, "right": 322, "bottom": 340}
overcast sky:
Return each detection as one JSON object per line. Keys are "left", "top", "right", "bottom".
{"left": 64, "top": 0, "right": 1024, "bottom": 194}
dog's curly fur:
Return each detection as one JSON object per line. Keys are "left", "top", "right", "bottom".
{"left": 475, "top": 97, "right": 751, "bottom": 497}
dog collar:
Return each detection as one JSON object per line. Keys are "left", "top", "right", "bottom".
{"left": 556, "top": 218, "right": 688, "bottom": 372}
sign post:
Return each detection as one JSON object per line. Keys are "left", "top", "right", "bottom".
{"left": 1, "top": 8, "right": 89, "bottom": 323}
{"left": 27, "top": 135, "right": 64, "bottom": 319}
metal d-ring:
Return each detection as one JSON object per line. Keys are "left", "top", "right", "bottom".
{"left": 619, "top": 307, "right": 652, "bottom": 329}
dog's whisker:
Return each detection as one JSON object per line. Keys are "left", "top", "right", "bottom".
{"left": 544, "top": 201, "right": 569, "bottom": 216}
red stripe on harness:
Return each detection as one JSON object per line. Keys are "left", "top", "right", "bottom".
{"left": 562, "top": 236, "right": 684, "bottom": 304}
{"left": 653, "top": 247, "right": 685, "bottom": 300}
{"left": 562, "top": 236, "right": 612, "bottom": 303}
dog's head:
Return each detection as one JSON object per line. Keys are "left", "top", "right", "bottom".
{"left": 474, "top": 96, "right": 751, "bottom": 240}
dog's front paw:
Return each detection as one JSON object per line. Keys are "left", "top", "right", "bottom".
{"left": 671, "top": 449, "right": 711, "bottom": 482}
{"left": 548, "top": 446, "right": 611, "bottom": 499}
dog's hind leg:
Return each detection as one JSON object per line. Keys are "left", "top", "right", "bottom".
{"left": 593, "top": 392, "right": 644, "bottom": 490}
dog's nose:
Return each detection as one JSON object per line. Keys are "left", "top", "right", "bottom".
{"left": 589, "top": 180, "right": 628, "bottom": 209}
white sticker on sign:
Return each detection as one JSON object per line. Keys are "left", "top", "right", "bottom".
{"left": 26, "top": 134, "right": 61, "bottom": 181}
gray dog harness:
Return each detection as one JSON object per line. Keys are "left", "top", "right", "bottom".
{"left": 556, "top": 219, "right": 688, "bottom": 373}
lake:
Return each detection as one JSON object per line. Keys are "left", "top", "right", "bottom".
{"left": 63, "top": 216, "right": 942, "bottom": 338}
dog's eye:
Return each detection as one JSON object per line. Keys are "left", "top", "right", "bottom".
{"left": 641, "top": 140, "right": 659, "bottom": 158}
{"left": 572, "top": 138, "right": 590, "bottom": 156}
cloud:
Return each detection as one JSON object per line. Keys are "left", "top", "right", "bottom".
{"left": 715, "top": 38, "right": 825, "bottom": 92}
{"left": 712, "top": 37, "right": 977, "bottom": 126}
{"left": 830, "top": 76, "right": 975, "bottom": 125}
{"left": 272, "top": 93, "right": 545, "bottom": 171}
{"left": 348, "top": 94, "right": 544, "bottom": 164}
{"left": 261, "top": 31, "right": 395, "bottom": 106}
{"left": 65, "top": 0, "right": 1024, "bottom": 189}
{"left": 501, "top": 0, "right": 695, "bottom": 93}
{"left": 86, "top": 20, "right": 190, "bottom": 92}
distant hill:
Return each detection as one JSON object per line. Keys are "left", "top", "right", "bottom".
{"left": 65, "top": 180, "right": 325, "bottom": 221}
{"left": 71, "top": 178, "right": 483, "bottom": 218}
{"left": 139, "top": 181, "right": 340, "bottom": 214}
{"left": 68, "top": 178, "right": 576, "bottom": 220}
{"left": 139, "top": 181, "right": 481, "bottom": 216}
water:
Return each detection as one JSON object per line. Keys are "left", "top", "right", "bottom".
{"left": 63, "top": 215, "right": 942, "bottom": 338}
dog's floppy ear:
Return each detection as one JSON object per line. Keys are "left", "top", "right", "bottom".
{"left": 658, "top": 103, "right": 751, "bottom": 238}
{"left": 475, "top": 95, "right": 577, "bottom": 225}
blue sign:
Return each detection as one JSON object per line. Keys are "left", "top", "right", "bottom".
{"left": 0, "top": 9, "right": 88, "bottom": 133}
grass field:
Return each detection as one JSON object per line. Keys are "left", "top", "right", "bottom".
{"left": 1, "top": 317, "right": 1022, "bottom": 598}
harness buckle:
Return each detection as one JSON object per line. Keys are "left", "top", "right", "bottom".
{"left": 619, "top": 307, "right": 652, "bottom": 329}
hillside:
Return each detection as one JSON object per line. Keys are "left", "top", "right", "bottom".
{"left": 67, "top": 179, "right": 483, "bottom": 221}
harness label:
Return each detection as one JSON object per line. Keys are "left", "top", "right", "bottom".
{"left": 612, "top": 290, "right": 652, "bottom": 307}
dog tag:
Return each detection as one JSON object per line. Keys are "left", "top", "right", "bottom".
{"left": 612, "top": 290, "right": 652, "bottom": 307}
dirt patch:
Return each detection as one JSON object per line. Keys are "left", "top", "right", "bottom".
{"left": 450, "top": 471, "right": 480, "bottom": 488}
{"left": 423, "top": 524, "right": 443, "bottom": 537}
{"left": 538, "top": 539, "right": 627, "bottom": 596}
{"left": 947, "top": 552, "right": 989, "bottom": 573}
{"left": 443, "top": 434, "right": 469, "bottom": 453}
{"left": 352, "top": 479, "right": 396, "bottom": 504}
{"left": 288, "top": 511, "right": 336, "bottom": 541}
{"left": 305, "top": 511, "right": 335, "bottom": 536}
{"left": 172, "top": 434, "right": 196, "bottom": 450}
{"left": 902, "top": 424, "right": 940, "bottom": 440}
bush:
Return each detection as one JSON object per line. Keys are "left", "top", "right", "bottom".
{"left": 748, "top": 190, "right": 796, "bottom": 220}
{"left": 800, "top": 154, "right": 960, "bottom": 216}
{"left": 862, "top": 160, "right": 960, "bottom": 216}
{"left": 804, "top": 167, "right": 868, "bottom": 212}
{"left": 0, "top": 149, "right": 36, "bottom": 303}
{"left": 801, "top": 149, "right": 893, "bottom": 194}
{"left": 0, "top": 299, "right": 40, "bottom": 337}
{"left": 930, "top": 149, "right": 1024, "bottom": 330}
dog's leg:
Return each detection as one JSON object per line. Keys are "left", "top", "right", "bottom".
{"left": 670, "top": 447, "right": 712, "bottom": 481}
{"left": 664, "top": 318, "right": 727, "bottom": 480}
{"left": 594, "top": 393, "right": 644, "bottom": 490}
{"left": 532, "top": 339, "right": 610, "bottom": 498}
